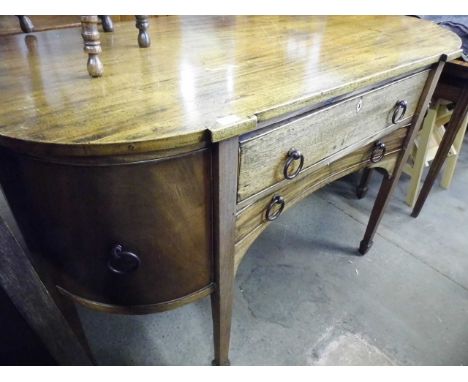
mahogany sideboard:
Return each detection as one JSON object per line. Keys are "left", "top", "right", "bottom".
{"left": 0, "top": 16, "right": 461, "bottom": 365}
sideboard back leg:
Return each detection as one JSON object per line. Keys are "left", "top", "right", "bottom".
{"left": 81, "top": 16, "right": 104, "bottom": 77}
{"left": 356, "top": 168, "right": 374, "bottom": 199}
{"left": 135, "top": 16, "right": 151, "bottom": 48}
{"left": 211, "top": 137, "right": 238, "bottom": 366}
{"left": 98, "top": 15, "right": 114, "bottom": 32}
{"left": 359, "top": 56, "right": 447, "bottom": 255}
{"left": 411, "top": 85, "right": 468, "bottom": 218}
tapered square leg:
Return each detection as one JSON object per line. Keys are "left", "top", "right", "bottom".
{"left": 81, "top": 16, "right": 103, "bottom": 77}
{"left": 211, "top": 137, "right": 238, "bottom": 366}
{"left": 135, "top": 16, "right": 151, "bottom": 48}
{"left": 211, "top": 292, "right": 232, "bottom": 366}
{"left": 359, "top": 57, "right": 447, "bottom": 254}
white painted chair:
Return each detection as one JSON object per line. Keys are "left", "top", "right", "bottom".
{"left": 403, "top": 99, "right": 468, "bottom": 207}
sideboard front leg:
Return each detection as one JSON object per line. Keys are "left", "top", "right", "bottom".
{"left": 135, "top": 16, "right": 151, "bottom": 48}
{"left": 211, "top": 137, "right": 238, "bottom": 366}
{"left": 81, "top": 16, "right": 103, "bottom": 77}
{"left": 359, "top": 56, "right": 447, "bottom": 255}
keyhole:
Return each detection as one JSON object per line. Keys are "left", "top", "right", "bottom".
{"left": 356, "top": 98, "right": 363, "bottom": 112}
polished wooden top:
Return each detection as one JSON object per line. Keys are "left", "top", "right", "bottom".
{"left": 0, "top": 16, "right": 461, "bottom": 156}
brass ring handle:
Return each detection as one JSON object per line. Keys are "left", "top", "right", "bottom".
{"left": 283, "top": 148, "right": 304, "bottom": 180}
{"left": 107, "top": 244, "right": 141, "bottom": 275}
{"left": 392, "top": 100, "right": 408, "bottom": 124}
{"left": 370, "top": 141, "right": 386, "bottom": 163}
{"left": 266, "top": 195, "right": 285, "bottom": 221}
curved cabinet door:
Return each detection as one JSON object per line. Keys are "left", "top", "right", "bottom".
{"left": 0, "top": 149, "right": 212, "bottom": 309}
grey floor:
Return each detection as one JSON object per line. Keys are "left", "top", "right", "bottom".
{"left": 3, "top": 137, "right": 467, "bottom": 366}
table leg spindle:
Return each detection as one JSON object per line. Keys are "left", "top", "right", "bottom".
{"left": 98, "top": 15, "right": 114, "bottom": 32}
{"left": 81, "top": 16, "right": 103, "bottom": 78}
{"left": 135, "top": 16, "right": 151, "bottom": 48}
{"left": 17, "top": 16, "right": 34, "bottom": 33}
{"left": 356, "top": 168, "right": 374, "bottom": 199}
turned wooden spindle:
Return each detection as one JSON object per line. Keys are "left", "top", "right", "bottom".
{"left": 135, "top": 16, "right": 151, "bottom": 48}
{"left": 17, "top": 16, "right": 34, "bottom": 33}
{"left": 98, "top": 15, "right": 114, "bottom": 32}
{"left": 81, "top": 16, "right": 103, "bottom": 78}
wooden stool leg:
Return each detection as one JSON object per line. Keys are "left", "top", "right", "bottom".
{"left": 98, "top": 15, "right": 114, "bottom": 32}
{"left": 0, "top": 214, "right": 93, "bottom": 365}
{"left": 17, "top": 16, "right": 34, "bottom": 33}
{"left": 211, "top": 137, "right": 238, "bottom": 366}
{"left": 356, "top": 168, "right": 373, "bottom": 199}
{"left": 440, "top": 112, "right": 468, "bottom": 189}
{"left": 412, "top": 86, "right": 468, "bottom": 217}
{"left": 81, "top": 16, "right": 103, "bottom": 78}
{"left": 135, "top": 16, "right": 151, "bottom": 48}
{"left": 359, "top": 57, "right": 446, "bottom": 254}
{"left": 405, "top": 107, "right": 437, "bottom": 207}
{"left": 53, "top": 291, "right": 96, "bottom": 364}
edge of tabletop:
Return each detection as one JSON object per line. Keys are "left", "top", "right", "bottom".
{"left": 0, "top": 53, "right": 462, "bottom": 158}
{"left": 209, "top": 49, "right": 463, "bottom": 144}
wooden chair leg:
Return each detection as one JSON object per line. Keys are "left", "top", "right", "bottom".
{"left": 98, "top": 15, "right": 114, "bottom": 32}
{"left": 440, "top": 112, "right": 468, "bottom": 189}
{"left": 81, "top": 16, "right": 103, "bottom": 78}
{"left": 356, "top": 168, "right": 373, "bottom": 199}
{"left": 404, "top": 107, "right": 437, "bottom": 207}
{"left": 359, "top": 57, "right": 446, "bottom": 254}
{"left": 17, "top": 16, "right": 34, "bottom": 33}
{"left": 135, "top": 16, "right": 151, "bottom": 48}
{"left": 412, "top": 86, "right": 468, "bottom": 217}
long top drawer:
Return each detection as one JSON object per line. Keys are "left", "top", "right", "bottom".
{"left": 237, "top": 70, "right": 429, "bottom": 201}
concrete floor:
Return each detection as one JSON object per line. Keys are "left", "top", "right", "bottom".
{"left": 2, "top": 137, "right": 467, "bottom": 365}
{"left": 73, "top": 134, "right": 468, "bottom": 366}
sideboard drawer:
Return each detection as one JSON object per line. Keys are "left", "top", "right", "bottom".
{"left": 235, "top": 127, "right": 407, "bottom": 243}
{"left": 237, "top": 70, "right": 429, "bottom": 201}
{"left": 0, "top": 148, "right": 213, "bottom": 308}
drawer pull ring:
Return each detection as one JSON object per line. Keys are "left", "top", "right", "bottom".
{"left": 283, "top": 148, "right": 304, "bottom": 180}
{"left": 107, "top": 244, "right": 141, "bottom": 275}
{"left": 392, "top": 100, "right": 408, "bottom": 124}
{"left": 266, "top": 195, "right": 285, "bottom": 221}
{"left": 370, "top": 141, "right": 386, "bottom": 163}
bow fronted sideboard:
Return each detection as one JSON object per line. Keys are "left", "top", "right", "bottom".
{"left": 0, "top": 16, "right": 461, "bottom": 365}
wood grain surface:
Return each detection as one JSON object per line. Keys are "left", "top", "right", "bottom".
{"left": 0, "top": 148, "right": 213, "bottom": 308}
{"left": 237, "top": 70, "right": 428, "bottom": 201}
{"left": 0, "top": 16, "right": 461, "bottom": 156}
